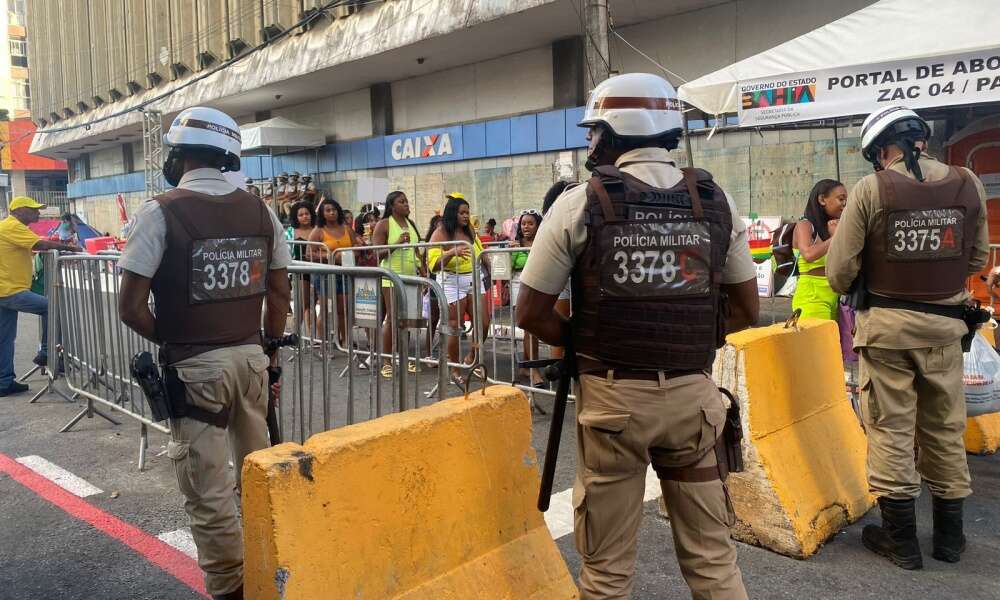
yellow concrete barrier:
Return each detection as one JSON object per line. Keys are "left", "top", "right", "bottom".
{"left": 713, "top": 320, "right": 873, "bottom": 558}
{"left": 965, "top": 412, "right": 1000, "bottom": 454}
{"left": 242, "top": 385, "right": 578, "bottom": 600}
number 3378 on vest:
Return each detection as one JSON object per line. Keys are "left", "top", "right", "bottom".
{"left": 599, "top": 221, "right": 712, "bottom": 298}
{"left": 190, "top": 237, "right": 269, "bottom": 303}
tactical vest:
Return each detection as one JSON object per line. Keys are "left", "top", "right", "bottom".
{"left": 572, "top": 165, "right": 732, "bottom": 372}
{"left": 863, "top": 167, "right": 980, "bottom": 301}
{"left": 151, "top": 187, "right": 274, "bottom": 364}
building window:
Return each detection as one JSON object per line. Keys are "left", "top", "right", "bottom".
{"left": 10, "top": 40, "right": 28, "bottom": 67}
{"left": 12, "top": 79, "right": 29, "bottom": 111}
{"left": 8, "top": 0, "right": 26, "bottom": 26}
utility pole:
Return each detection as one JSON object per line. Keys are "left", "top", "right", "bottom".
{"left": 584, "top": 0, "right": 610, "bottom": 88}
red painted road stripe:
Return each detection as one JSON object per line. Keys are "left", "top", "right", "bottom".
{"left": 0, "top": 452, "right": 208, "bottom": 598}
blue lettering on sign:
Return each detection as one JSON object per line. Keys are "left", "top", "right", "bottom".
{"left": 384, "top": 126, "right": 464, "bottom": 166}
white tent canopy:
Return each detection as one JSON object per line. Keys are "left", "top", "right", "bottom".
{"left": 678, "top": 0, "right": 1000, "bottom": 127}
{"left": 240, "top": 116, "right": 325, "bottom": 152}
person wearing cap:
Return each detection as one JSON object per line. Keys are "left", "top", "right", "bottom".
{"left": 117, "top": 106, "right": 292, "bottom": 600}
{"left": 275, "top": 172, "right": 291, "bottom": 222}
{"left": 300, "top": 174, "right": 318, "bottom": 205}
{"left": 827, "top": 106, "right": 989, "bottom": 570}
{"left": 244, "top": 177, "right": 261, "bottom": 198}
{"left": 515, "top": 73, "right": 757, "bottom": 599}
{"left": 0, "top": 197, "right": 82, "bottom": 396}
{"left": 287, "top": 171, "right": 302, "bottom": 203}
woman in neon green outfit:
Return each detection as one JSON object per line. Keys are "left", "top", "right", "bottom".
{"left": 792, "top": 179, "right": 847, "bottom": 320}
{"left": 372, "top": 191, "right": 423, "bottom": 378}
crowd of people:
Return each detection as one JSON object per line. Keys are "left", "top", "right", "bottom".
{"left": 259, "top": 165, "right": 580, "bottom": 390}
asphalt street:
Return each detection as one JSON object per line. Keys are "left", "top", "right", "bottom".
{"left": 1, "top": 310, "right": 999, "bottom": 600}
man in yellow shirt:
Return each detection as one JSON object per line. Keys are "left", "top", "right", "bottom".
{"left": 0, "top": 197, "right": 81, "bottom": 396}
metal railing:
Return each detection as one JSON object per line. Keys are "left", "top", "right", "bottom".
{"left": 479, "top": 246, "right": 575, "bottom": 405}
{"left": 36, "top": 237, "right": 576, "bottom": 468}
{"left": 56, "top": 253, "right": 159, "bottom": 468}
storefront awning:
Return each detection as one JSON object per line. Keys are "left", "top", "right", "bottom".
{"left": 240, "top": 117, "right": 325, "bottom": 152}
{"left": 677, "top": 0, "right": 1000, "bottom": 127}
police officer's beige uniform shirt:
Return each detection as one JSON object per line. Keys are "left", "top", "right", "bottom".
{"left": 520, "top": 147, "right": 757, "bottom": 296}
{"left": 826, "top": 155, "right": 989, "bottom": 349}
{"left": 119, "top": 168, "right": 292, "bottom": 278}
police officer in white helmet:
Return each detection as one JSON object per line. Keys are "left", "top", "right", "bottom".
{"left": 517, "top": 73, "right": 758, "bottom": 599}
{"left": 828, "top": 106, "right": 989, "bottom": 569}
{"left": 117, "top": 106, "right": 292, "bottom": 599}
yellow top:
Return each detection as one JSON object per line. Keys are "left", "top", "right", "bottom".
{"left": 797, "top": 251, "right": 827, "bottom": 275}
{"left": 0, "top": 216, "right": 40, "bottom": 297}
{"left": 796, "top": 221, "right": 827, "bottom": 275}
{"left": 428, "top": 235, "right": 483, "bottom": 274}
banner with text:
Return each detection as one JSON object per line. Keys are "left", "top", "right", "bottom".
{"left": 738, "top": 48, "right": 1000, "bottom": 127}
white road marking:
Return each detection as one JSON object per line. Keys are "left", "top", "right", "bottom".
{"left": 546, "top": 466, "right": 661, "bottom": 540}
{"left": 157, "top": 527, "right": 198, "bottom": 560}
{"left": 15, "top": 455, "right": 103, "bottom": 498}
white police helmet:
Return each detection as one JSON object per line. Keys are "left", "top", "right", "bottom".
{"left": 860, "top": 105, "right": 930, "bottom": 165}
{"left": 578, "top": 73, "right": 684, "bottom": 138}
{"left": 163, "top": 106, "right": 242, "bottom": 172}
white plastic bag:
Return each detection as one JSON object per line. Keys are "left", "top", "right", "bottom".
{"left": 963, "top": 334, "right": 1000, "bottom": 416}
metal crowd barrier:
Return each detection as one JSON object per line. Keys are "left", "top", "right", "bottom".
{"left": 17, "top": 250, "right": 71, "bottom": 404}
{"left": 38, "top": 249, "right": 458, "bottom": 468}
{"left": 277, "top": 262, "right": 438, "bottom": 443}
{"left": 55, "top": 252, "right": 159, "bottom": 469}
{"left": 331, "top": 240, "right": 485, "bottom": 381}
{"left": 479, "top": 246, "right": 576, "bottom": 406}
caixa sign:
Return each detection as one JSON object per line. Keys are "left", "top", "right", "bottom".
{"left": 384, "top": 126, "right": 464, "bottom": 166}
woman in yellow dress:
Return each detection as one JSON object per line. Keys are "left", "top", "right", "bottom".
{"left": 792, "top": 179, "right": 847, "bottom": 320}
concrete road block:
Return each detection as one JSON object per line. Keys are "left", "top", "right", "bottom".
{"left": 965, "top": 412, "right": 1000, "bottom": 455}
{"left": 713, "top": 320, "right": 873, "bottom": 558}
{"left": 242, "top": 385, "right": 578, "bottom": 600}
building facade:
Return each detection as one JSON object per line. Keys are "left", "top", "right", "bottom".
{"left": 26, "top": 0, "right": 880, "bottom": 235}
{"left": 0, "top": 0, "right": 67, "bottom": 210}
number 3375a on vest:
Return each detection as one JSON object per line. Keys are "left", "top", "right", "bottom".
{"left": 887, "top": 208, "right": 964, "bottom": 261}
{"left": 600, "top": 221, "right": 711, "bottom": 297}
{"left": 190, "top": 237, "right": 269, "bottom": 303}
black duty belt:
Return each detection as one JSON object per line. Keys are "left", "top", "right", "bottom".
{"left": 867, "top": 294, "right": 965, "bottom": 320}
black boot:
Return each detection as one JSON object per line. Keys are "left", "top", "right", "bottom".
{"left": 212, "top": 585, "right": 243, "bottom": 600}
{"left": 862, "top": 497, "right": 923, "bottom": 570}
{"left": 932, "top": 496, "right": 966, "bottom": 563}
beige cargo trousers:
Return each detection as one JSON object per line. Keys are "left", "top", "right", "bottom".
{"left": 166, "top": 344, "right": 271, "bottom": 596}
{"left": 860, "top": 342, "right": 971, "bottom": 500}
{"left": 573, "top": 371, "right": 748, "bottom": 600}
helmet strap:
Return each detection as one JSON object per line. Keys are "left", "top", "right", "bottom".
{"left": 162, "top": 147, "right": 185, "bottom": 187}
{"left": 898, "top": 138, "right": 924, "bottom": 182}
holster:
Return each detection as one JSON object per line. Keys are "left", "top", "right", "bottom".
{"left": 656, "top": 387, "right": 744, "bottom": 483}
{"left": 129, "top": 352, "right": 171, "bottom": 423}
{"left": 719, "top": 387, "right": 745, "bottom": 474}
{"left": 843, "top": 274, "right": 869, "bottom": 311}
{"left": 962, "top": 304, "right": 992, "bottom": 352}
{"left": 163, "top": 366, "right": 230, "bottom": 428}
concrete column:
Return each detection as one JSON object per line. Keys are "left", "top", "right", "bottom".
{"left": 371, "top": 82, "right": 393, "bottom": 136}
{"left": 11, "top": 169, "right": 27, "bottom": 197}
{"left": 552, "top": 36, "right": 585, "bottom": 108}
{"left": 584, "top": 0, "right": 610, "bottom": 88}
